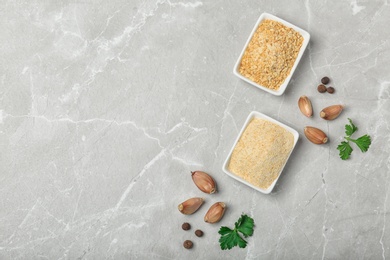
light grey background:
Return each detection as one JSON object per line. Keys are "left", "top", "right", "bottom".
{"left": 1, "top": 0, "right": 390, "bottom": 259}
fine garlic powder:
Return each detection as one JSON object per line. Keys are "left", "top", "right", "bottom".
{"left": 228, "top": 118, "right": 294, "bottom": 190}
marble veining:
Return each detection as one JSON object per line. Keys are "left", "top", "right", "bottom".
{"left": 1, "top": 0, "right": 390, "bottom": 259}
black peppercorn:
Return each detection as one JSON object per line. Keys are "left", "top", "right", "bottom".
{"left": 195, "top": 230, "right": 204, "bottom": 237}
{"left": 182, "top": 222, "right": 191, "bottom": 231}
{"left": 317, "top": 84, "right": 327, "bottom": 93}
{"left": 321, "top": 77, "right": 330, "bottom": 84}
{"left": 183, "top": 240, "right": 193, "bottom": 249}
{"left": 327, "top": 87, "right": 335, "bottom": 94}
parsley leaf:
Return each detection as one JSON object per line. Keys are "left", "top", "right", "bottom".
{"left": 236, "top": 234, "right": 247, "bottom": 248}
{"left": 218, "top": 226, "right": 233, "bottom": 235}
{"left": 235, "top": 214, "right": 254, "bottom": 238}
{"left": 218, "top": 229, "right": 247, "bottom": 249}
{"left": 345, "top": 118, "right": 358, "bottom": 136}
{"left": 351, "top": 134, "right": 371, "bottom": 152}
{"left": 337, "top": 141, "right": 353, "bottom": 160}
{"left": 218, "top": 228, "right": 242, "bottom": 250}
{"left": 338, "top": 119, "right": 371, "bottom": 160}
{"left": 218, "top": 214, "right": 255, "bottom": 250}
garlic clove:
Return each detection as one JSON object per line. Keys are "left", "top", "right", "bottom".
{"left": 191, "top": 171, "right": 217, "bottom": 194}
{"left": 178, "top": 197, "right": 204, "bottom": 215}
{"left": 298, "top": 96, "right": 313, "bottom": 117}
{"left": 320, "top": 105, "right": 344, "bottom": 120}
{"left": 204, "top": 202, "right": 226, "bottom": 224}
{"left": 304, "top": 126, "right": 328, "bottom": 144}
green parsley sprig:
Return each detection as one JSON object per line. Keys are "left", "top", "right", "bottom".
{"left": 218, "top": 214, "right": 254, "bottom": 250}
{"left": 337, "top": 118, "right": 371, "bottom": 160}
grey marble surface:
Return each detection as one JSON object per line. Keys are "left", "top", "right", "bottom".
{"left": 1, "top": 0, "right": 390, "bottom": 259}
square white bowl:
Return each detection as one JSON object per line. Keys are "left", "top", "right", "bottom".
{"left": 233, "top": 13, "right": 310, "bottom": 96}
{"left": 222, "top": 111, "right": 299, "bottom": 194}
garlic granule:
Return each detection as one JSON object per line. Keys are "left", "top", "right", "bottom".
{"left": 239, "top": 19, "right": 304, "bottom": 90}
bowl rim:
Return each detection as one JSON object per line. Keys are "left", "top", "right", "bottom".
{"left": 233, "top": 12, "right": 311, "bottom": 96}
{"left": 222, "top": 111, "right": 299, "bottom": 194}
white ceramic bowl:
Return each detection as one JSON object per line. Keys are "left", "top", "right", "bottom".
{"left": 233, "top": 13, "right": 310, "bottom": 96}
{"left": 222, "top": 111, "right": 299, "bottom": 194}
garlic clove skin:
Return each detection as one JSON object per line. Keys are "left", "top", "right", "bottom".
{"left": 204, "top": 202, "right": 226, "bottom": 224}
{"left": 298, "top": 96, "right": 313, "bottom": 117}
{"left": 320, "top": 105, "right": 344, "bottom": 120}
{"left": 191, "top": 171, "right": 217, "bottom": 194}
{"left": 304, "top": 126, "right": 328, "bottom": 144}
{"left": 178, "top": 197, "right": 204, "bottom": 215}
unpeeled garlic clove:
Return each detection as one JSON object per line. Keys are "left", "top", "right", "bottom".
{"left": 204, "top": 202, "right": 226, "bottom": 223}
{"left": 178, "top": 197, "right": 204, "bottom": 215}
{"left": 304, "top": 126, "right": 328, "bottom": 144}
{"left": 298, "top": 95, "right": 313, "bottom": 117}
{"left": 320, "top": 105, "right": 343, "bottom": 120}
{"left": 191, "top": 171, "right": 217, "bottom": 194}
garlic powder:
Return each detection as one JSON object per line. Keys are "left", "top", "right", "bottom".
{"left": 228, "top": 118, "right": 294, "bottom": 190}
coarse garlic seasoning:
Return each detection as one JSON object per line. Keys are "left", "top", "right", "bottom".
{"left": 239, "top": 19, "right": 304, "bottom": 90}
{"left": 228, "top": 118, "right": 294, "bottom": 189}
